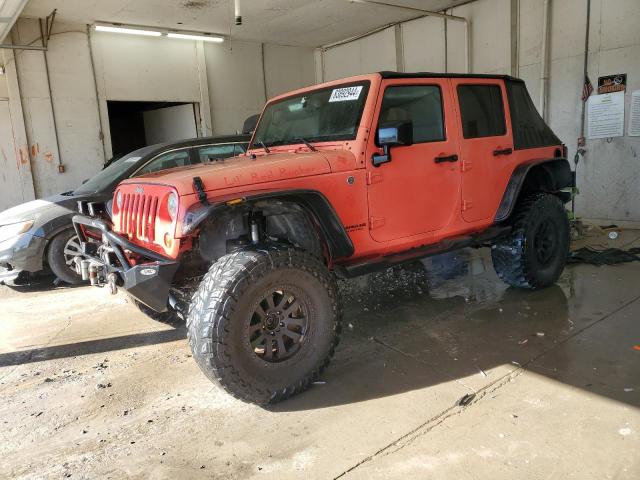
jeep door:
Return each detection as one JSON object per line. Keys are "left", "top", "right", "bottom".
{"left": 451, "top": 79, "right": 514, "bottom": 223}
{"left": 365, "top": 79, "right": 461, "bottom": 243}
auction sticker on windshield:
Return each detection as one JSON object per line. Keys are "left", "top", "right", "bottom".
{"left": 329, "top": 86, "right": 363, "bottom": 102}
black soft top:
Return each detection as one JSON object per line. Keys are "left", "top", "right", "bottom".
{"left": 379, "top": 71, "right": 524, "bottom": 83}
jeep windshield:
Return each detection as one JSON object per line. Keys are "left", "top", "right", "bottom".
{"left": 252, "top": 81, "right": 370, "bottom": 148}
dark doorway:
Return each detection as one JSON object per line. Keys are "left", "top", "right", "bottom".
{"left": 107, "top": 101, "right": 198, "bottom": 158}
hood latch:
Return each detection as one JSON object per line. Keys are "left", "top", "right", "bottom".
{"left": 192, "top": 177, "right": 209, "bottom": 205}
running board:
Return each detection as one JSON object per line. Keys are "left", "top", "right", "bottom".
{"left": 335, "top": 225, "right": 510, "bottom": 278}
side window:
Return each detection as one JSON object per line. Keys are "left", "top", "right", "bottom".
{"left": 457, "top": 85, "right": 506, "bottom": 138}
{"left": 196, "top": 144, "right": 237, "bottom": 162}
{"left": 234, "top": 143, "right": 248, "bottom": 155}
{"left": 136, "top": 149, "right": 191, "bottom": 176}
{"left": 379, "top": 85, "right": 445, "bottom": 143}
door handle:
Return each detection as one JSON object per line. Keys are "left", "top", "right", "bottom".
{"left": 434, "top": 154, "right": 459, "bottom": 163}
{"left": 493, "top": 147, "right": 513, "bottom": 156}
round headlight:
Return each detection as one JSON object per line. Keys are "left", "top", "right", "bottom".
{"left": 167, "top": 192, "right": 178, "bottom": 220}
{"left": 116, "top": 191, "right": 123, "bottom": 210}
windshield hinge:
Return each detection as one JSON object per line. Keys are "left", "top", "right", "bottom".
{"left": 366, "top": 171, "right": 383, "bottom": 185}
{"left": 192, "top": 177, "right": 209, "bottom": 205}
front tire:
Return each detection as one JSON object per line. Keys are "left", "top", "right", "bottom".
{"left": 47, "top": 229, "right": 83, "bottom": 285}
{"left": 491, "top": 193, "right": 569, "bottom": 289}
{"left": 187, "top": 247, "right": 341, "bottom": 405}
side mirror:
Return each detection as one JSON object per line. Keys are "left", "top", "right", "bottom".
{"left": 373, "top": 121, "right": 413, "bottom": 167}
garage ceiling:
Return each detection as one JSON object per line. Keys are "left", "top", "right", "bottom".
{"left": 20, "top": 0, "right": 471, "bottom": 47}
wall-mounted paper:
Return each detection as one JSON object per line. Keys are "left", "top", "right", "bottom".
{"left": 629, "top": 90, "right": 640, "bottom": 137}
{"left": 587, "top": 91, "right": 625, "bottom": 139}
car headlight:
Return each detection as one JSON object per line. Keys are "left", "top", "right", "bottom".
{"left": 116, "top": 190, "right": 123, "bottom": 210}
{"left": 0, "top": 220, "right": 35, "bottom": 243}
{"left": 167, "top": 192, "right": 178, "bottom": 221}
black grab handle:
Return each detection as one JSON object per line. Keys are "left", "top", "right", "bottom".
{"left": 434, "top": 154, "right": 459, "bottom": 163}
{"left": 493, "top": 147, "right": 513, "bottom": 156}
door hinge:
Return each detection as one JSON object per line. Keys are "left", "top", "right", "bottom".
{"left": 369, "top": 216, "right": 386, "bottom": 229}
{"left": 462, "top": 200, "right": 473, "bottom": 211}
{"left": 462, "top": 158, "right": 472, "bottom": 172}
{"left": 366, "top": 171, "right": 383, "bottom": 185}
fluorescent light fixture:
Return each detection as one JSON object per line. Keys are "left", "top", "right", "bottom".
{"left": 167, "top": 32, "right": 224, "bottom": 43}
{"left": 95, "top": 25, "right": 162, "bottom": 36}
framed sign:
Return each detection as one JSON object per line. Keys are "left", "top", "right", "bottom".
{"left": 598, "top": 74, "right": 626, "bottom": 94}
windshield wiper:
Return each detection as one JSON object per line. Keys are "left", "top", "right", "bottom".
{"left": 256, "top": 139, "right": 271, "bottom": 153}
{"left": 296, "top": 138, "right": 317, "bottom": 152}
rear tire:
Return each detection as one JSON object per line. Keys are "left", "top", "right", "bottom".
{"left": 47, "top": 229, "right": 83, "bottom": 285}
{"left": 187, "top": 247, "right": 341, "bottom": 405}
{"left": 491, "top": 193, "right": 569, "bottom": 289}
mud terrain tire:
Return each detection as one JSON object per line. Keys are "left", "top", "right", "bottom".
{"left": 491, "top": 193, "right": 569, "bottom": 289}
{"left": 187, "top": 247, "right": 341, "bottom": 405}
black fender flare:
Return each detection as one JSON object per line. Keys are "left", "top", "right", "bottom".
{"left": 182, "top": 189, "right": 354, "bottom": 260}
{"left": 495, "top": 158, "right": 573, "bottom": 222}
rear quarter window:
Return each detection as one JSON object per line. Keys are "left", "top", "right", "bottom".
{"left": 506, "top": 81, "right": 561, "bottom": 149}
{"left": 457, "top": 85, "right": 506, "bottom": 138}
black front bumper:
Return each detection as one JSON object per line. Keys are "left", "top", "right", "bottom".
{"left": 72, "top": 215, "right": 179, "bottom": 312}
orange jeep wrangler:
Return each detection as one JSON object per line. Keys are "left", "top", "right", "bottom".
{"left": 73, "top": 72, "right": 573, "bottom": 404}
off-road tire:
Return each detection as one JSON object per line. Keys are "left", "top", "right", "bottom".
{"left": 491, "top": 193, "right": 569, "bottom": 289}
{"left": 131, "top": 298, "right": 182, "bottom": 324}
{"left": 47, "top": 229, "right": 83, "bottom": 285}
{"left": 187, "top": 247, "right": 341, "bottom": 405}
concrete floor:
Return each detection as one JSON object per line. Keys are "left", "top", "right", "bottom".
{"left": 1, "top": 231, "right": 639, "bottom": 479}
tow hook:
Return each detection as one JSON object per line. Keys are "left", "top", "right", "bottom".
{"left": 107, "top": 273, "right": 118, "bottom": 295}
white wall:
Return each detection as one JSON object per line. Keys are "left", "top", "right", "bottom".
{"left": 519, "top": 0, "right": 640, "bottom": 224}
{"left": 0, "top": 19, "right": 316, "bottom": 208}
{"left": 204, "top": 40, "right": 266, "bottom": 135}
{"left": 449, "top": 0, "right": 511, "bottom": 74}
{"left": 143, "top": 104, "right": 197, "bottom": 145}
{"left": 315, "top": 0, "right": 640, "bottom": 224}
{"left": 0, "top": 74, "right": 8, "bottom": 98}
{"left": 204, "top": 42, "right": 316, "bottom": 134}
{"left": 0, "top": 100, "right": 26, "bottom": 209}
{"left": 93, "top": 32, "right": 203, "bottom": 103}
{"left": 263, "top": 44, "right": 316, "bottom": 98}
{"left": 9, "top": 19, "right": 99, "bottom": 198}
{"left": 323, "top": 28, "right": 397, "bottom": 81}
{"left": 402, "top": 16, "right": 446, "bottom": 72}
{"left": 0, "top": 46, "right": 34, "bottom": 211}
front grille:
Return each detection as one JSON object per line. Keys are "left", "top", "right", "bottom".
{"left": 117, "top": 193, "right": 159, "bottom": 243}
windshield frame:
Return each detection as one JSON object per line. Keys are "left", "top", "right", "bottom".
{"left": 250, "top": 80, "right": 371, "bottom": 150}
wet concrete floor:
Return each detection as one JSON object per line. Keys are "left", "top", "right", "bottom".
{"left": 1, "top": 231, "right": 639, "bottom": 479}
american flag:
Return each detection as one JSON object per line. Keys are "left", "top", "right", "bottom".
{"left": 581, "top": 75, "right": 594, "bottom": 102}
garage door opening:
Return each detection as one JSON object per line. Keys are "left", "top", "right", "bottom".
{"left": 107, "top": 101, "right": 198, "bottom": 158}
